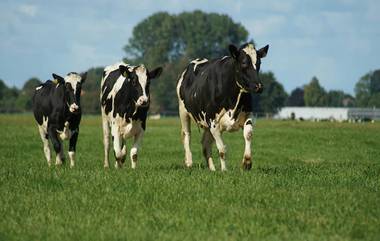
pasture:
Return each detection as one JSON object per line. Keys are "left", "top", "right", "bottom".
{"left": 0, "top": 114, "right": 379, "bottom": 241}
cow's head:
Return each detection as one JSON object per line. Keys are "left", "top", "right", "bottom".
{"left": 119, "top": 65, "right": 162, "bottom": 108}
{"left": 229, "top": 43, "right": 269, "bottom": 93}
{"left": 52, "top": 72, "right": 87, "bottom": 114}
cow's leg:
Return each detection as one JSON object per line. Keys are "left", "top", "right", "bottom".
{"left": 201, "top": 129, "right": 216, "bottom": 171}
{"left": 48, "top": 126, "right": 64, "bottom": 166}
{"left": 111, "top": 125, "right": 126, "bottom": 168}
{"left": 242, "top": 119, "right": 253, "bottom": 170}
{"left": 102, "top": 114, "right": 111, "bottom": 168}
{"left": 210, "top": 123, "right": 227, "bottom": 171}
{"left": 38, "top": 125, "right": 51, "bottom": 166}
{"left": 130, "top": 129, "right": 144, "bottom": 169}
{"left": 179, "top": 108, "right": 192, "bottom": 168}
{"left": 68, "top": 129, "right": 79, "bottom": 168}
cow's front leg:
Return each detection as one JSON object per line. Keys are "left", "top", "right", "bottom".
{"left": 111, "top": 125, "right": 126, "bottom": 168}
{"left": 48, "top": 126, "right": 64, "bottom": 166}
{"left": 68, "top": 128, "right": 79, "bottom": 168}
{"left": 242, "top": 119, "right": 253, "bottom": 170}
{"left": 210, "top": 122, "right": 227, "bottom": 171}
{"left": 130, "top": 129, "right": 144, "bottom": 169}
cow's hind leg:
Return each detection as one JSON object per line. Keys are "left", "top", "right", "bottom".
{"left": 179, "top": 108, "right": 192, "bottom": 168}
{"left": 130, "top": 130, "right": 144, "bottom": 169}
{"left": 38, "top": 125, "right": 51, "bottom": 166}
{"left": 48, "top": 126, "right": 64, "bottom": 166}
{"left": 242, "top": 118, "right": 253, "bottom": 170}
{"left": 111, "top": 125, "right": 126, "bottom": 168}
{"left": 210, "top": 123, "right": 227, "bottom": 171}
{"left": 201, "top": 129, "right": 215, "bottom": 171}
{"left": 102, "top": 114, "right": 111, "bottom": 168}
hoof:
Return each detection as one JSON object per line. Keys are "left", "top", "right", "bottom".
{"left": 242, "top": 162, "right": 252, "bottom": 170}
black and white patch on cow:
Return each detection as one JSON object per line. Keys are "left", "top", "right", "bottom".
{"left": 100, "top": 62, "right": 162, "bottom": 169}
{"left": 176, "top": 43, "right": 269, "bottom": 171}
{"left": 32, "top": 72, "right": 86, "bottom": 167}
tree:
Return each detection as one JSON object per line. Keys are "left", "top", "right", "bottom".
{"left": 15, "top": 77, "right": 42, "bottom": 111}
{"left": 355, "top": 69, "right": 380, "bottom": 107}
{"left": 325, "top": 90, "right": 345, "bottom": 107}
{"left": 368, "top": 93, "right": 380, "bottom": 107}
{"left": 304, "top": 77, "right": 327, "bottom": 106}
{"left": 123, "top": 10, "right": 249, "bottom": 112}
{"left": 252, "top": 72, "right": 288, "bottom": 114}
{"left": 80, "top": 67, "right": 103, "bottom": 114}
{"left": 287, "top": 87, "right": 304, "bottom": 106}
{"left": 0, "top": 79, "right": 20, "bottom": 113}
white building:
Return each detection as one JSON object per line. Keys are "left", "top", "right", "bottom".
{"left": 275, "top": 107, "right": 380, "bottom": 121}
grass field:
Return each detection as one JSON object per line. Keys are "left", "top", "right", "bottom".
{"left": 0, "top": 114, "right": 379, "bottom": 241}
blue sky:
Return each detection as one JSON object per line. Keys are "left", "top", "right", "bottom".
{"left": 0, "top": 0, "right": 379, "bottom": 94}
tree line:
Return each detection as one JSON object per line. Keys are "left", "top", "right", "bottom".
{"left": 1, "top": 11, "right": 379, "bottom": 114}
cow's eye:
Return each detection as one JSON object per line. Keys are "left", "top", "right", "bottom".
{"left": 241, "top": 62, "right": 249, "bottom": 68}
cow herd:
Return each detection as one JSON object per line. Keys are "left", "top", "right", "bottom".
{"left": 32, "top": 43, "right": 269, "bottom": 171}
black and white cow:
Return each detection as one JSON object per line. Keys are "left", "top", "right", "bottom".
{"left": 100, "top": 62, "right": 162, "bottom": 169}
{"left": 176, "top": 43, "right": 269, "bottom": 171}
{"left": 33, "top": 72, "right": 86, "bottom": 167}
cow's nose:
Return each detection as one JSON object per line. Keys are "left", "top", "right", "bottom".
{"left": 255, "top": 83, "right": 264, "bottom": 93}
{"left": 137, "top": 96, "right": 148, "bottom": 106}
{"left": 69, "top": 103, "right": 79, "bottom": 113}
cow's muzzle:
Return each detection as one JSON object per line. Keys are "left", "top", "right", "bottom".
{"left": 136, "top": 96, "right": 149, "bottom": 108}
{"left": 254, "top": 83, "right": 264, "bottom": 93}
{"left": 69, "top": 103, "right": 80, "bottom": 113}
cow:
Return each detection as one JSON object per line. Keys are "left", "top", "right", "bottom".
{"left": 33, "top": 72, "right": 87, "bottom": 167}
{"left": 176, "top": 43, "right": 269, "bottom": 171}
{"left": 100, "top": 62, "right": 162, "bottom": 169}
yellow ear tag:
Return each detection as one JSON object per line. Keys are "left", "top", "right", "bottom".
{"left": 122, "top": 71, "right": 128, "bottom": 78}
{"left": 52, "top": 79, "right": 58, "bottom": 84}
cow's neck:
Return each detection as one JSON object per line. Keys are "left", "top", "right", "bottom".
{"left": 225, "top": 60, "right": 251, "bottom": 118}
{"left": 54, "top": 85, "right": 69, "bottom": 113}
{"left": 116, "top": 84, "right": 140, "bottom": 120}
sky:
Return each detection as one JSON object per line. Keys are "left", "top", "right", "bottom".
{"left": 0, "top": 0, "right": 379, "bottom": 94}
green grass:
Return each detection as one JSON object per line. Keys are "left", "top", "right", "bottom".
{"left": 0, "top": 114, "right": 379, "bottom": 241}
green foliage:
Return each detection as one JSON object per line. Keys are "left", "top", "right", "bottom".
{"left": 355, "top": 70, "right": 380, "bottom": 107}
{"left": 253, "top": 72, "right": 288, "bottom": 114}
{"left": 287, "top": 87, "right": 305, "bottom": 106}
{"left": 80, "top": 67, "right": 104, "bottom": 114}
{"left": 368, "top": 92, "right": 380, "bottom": 107}
{"left": 0, "top": 79, "right": 20, "bottom": 113}
{"left": 355, "top": 73, "right": 371, "bottom": 107}
{"left": 0, "top": 115, "right": 379, "bottom": 240}
{"left": 16, "top": 77, "right": 42, "bottom": 111}
{"left": 304, "top": 77, "right": 327, "bottom": 106}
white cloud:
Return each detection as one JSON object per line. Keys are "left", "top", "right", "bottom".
{"left": 17, "top": 4, "right": 38, "bottom": 17}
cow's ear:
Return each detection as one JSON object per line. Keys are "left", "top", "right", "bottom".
{"left": 148, "top": 67, "right": 163, "bottom": 79}
{"left": 257, "top": 44, "right": 269, "bottom": 58}
{"left": 52, "top": 73, "right": 64, "bottom": 84}
{"left": 119, "top": 65, "right": 130, "bottom": 78}
{"left": 229, "top": 44, "right": 239, "bottom": 59}
{"left": 80, "top": 72, "right": 87, "bottom": 84}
